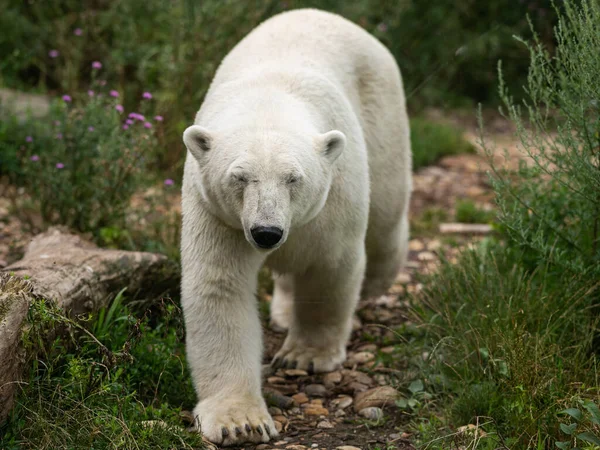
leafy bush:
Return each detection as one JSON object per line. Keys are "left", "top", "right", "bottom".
{"left": 410, "top": 117, "right": 474, "bottom": 169}
{"left": 409, "top": 0, "right": 600, "bottom": 447}
{"left": 0, "top": 289, "right": 200, "bottom": 450}
{"left": 7, "top": 73, "right": 163, "bottom": 236}
{"left": 455, "top": 199, "right": 495, "bottom": 224}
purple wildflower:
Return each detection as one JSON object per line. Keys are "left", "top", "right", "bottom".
{"left": 62, "top": 95, "right": 72, "bottom": 103}
{"left": 142, "top": 92, "right": 152, "bottom": 100}
{"left": 88, "top": 90, "right": 95, "bottom": 97}
{"left": 92, "top": 61, "right": 102, "bottom": 70}
{"left": 49, "top": 49, "right": 59, "bottom": 58}
{"left": 143, "top": 122, "right": 152, "bottom": 129}
{"left": 154, "top": 115, "right": 164, "bottom": 122}
{"left": 56, "top": 133, "right": 63, "bottom": 140}
{"left": 122, "top": 124, "right": 129, "bottom": 130}
{"left": 30, "top": 155, "right": 39, "bottom": 162}
{"left": 377, "top": 22, "right": 388, "bottom": 33}
{"left": 56, "top": 162, "right": 65, "bottom": 169}
{"left": 74, "top": 28, "right": 83, "bottom": 36}
{"left": 109, "top": 90, "right": 119, "bottom": 98}
{"left": 88, "top": 126, "right": 95, "bottom": 132}
{"left": 115, "top": 104, "right": 124, "bottom": 113}
{"left": 164, "top": 178, "right": 174, "bottom": 186}
{"left": 126, "top": 119, "right": 134, "bottom": 125}
{"left": 25, "top": 136, "right": 33, "bottom": 143}
{"left": 128, "top": 112, "right": 145, "bottom": 121}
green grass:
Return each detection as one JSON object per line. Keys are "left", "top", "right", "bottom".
{"left": 410, "top": 117, "right": 475, "bottom": 170}
{"left": 455, "top": 199, "right": 495, "bottom": 224}
{"left": 0, "top": 289, "right": 203, "bottom": 450}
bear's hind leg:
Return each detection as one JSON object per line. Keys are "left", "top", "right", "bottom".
{"left": 270, "top": 273, "right": 294, "bottom": 331}
{"left": 361, "top": 213, "right": 409, "bottom": 299}
{"left": 272, "top": 244, "right": 365, "bottom": 373}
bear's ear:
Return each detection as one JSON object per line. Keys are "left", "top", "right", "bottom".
{"left": 183, "top": 125, "right": 212, "bottom": 162}
{"left": 317, "top": 130, "right": 346, "bottom": 163}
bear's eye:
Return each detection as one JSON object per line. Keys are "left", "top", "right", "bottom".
{"left": 233, "top": 174, "right": 248, "bottom": 183}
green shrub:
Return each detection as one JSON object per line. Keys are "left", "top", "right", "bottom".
{"left": 410, "top": 117, "right": 474, "bottom": 169}
{"left": 455, "top": 199, "right": 495, "bottom": 224}
{"left": 409, "top": 1, "right": 600, "bottom": 447}
{"left": 9, "top": 80, "right": 163, "bottom": 235}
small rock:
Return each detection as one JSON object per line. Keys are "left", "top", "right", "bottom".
{"left": 373, "top": 374, "right": 388, "bottom": 386}
{"left": 342, "top": 370, "right": 373, "bottom": 386}
{"left": 317, "top": 419, "right": 334, "bottom": 429}
{"left": 427, "top": 239, "right": 442, "bottom": 251}
{"left": 285, "top": 446, "right": 308, "bottom": 450}
{"left": 388, "top": 283, "right": 405, "bottom": 295}
{"left": 268, "top": 406, "right": 283, "bottom": 416}
{"left": 336, "top": 446, "right": 362, "bottom": 450}
{"left": 375, "top": 295, "right": 399, "bottom": 308}
{"left": 408, "top": 239, "right": 425, "bottom": 251}
{"left": 268, "top": 376, "right": 287, "bottom": 384}
{"left": 358, "top": 406, "right": 384, "bottom": 420}
{"left": 380, "top": 346, "right": 395, "bottom": 354}
{"left": 273, "top": 420, "right": 284, "bottom": 433}
{"left": 347, "top": 382, "right": 370, "bottom": 394}
{"left": 273, "top": 415, "right": 288, "bottom": 425}
{"left": 418, "top": 251, "right": 436, "bottom": 261}
{"left": 308, "top": 398, "right": 323, "bottom": 406}
{"left": 354, "top": 386, "right": 398, "bottom": 411}
{"left": 334, "top": 409, "right": 346, "bottom": 417}
{"left": 305, "top": 384, "right": 327, "bottom": 397}
{"left": 348, "top": 351, "right": 374, "bottom": 365}
{"left": 323, "top": 371, "right": 342, "bottom": 387}
{"left": 285, "top": 369, "right": 308, "bottom": 377}
{"left": 264, "top": 388, "right": 296, "bottom": 408}
{"left": 330, "top": 396, "right": 353, "bottom": 410}
{"left": 394, "top": 272, "right": 411, "bottom": 284}
{"left": 303, "top": 406, "right": 329, "bottom": 416}
{"left": 292, "top": 393, "right": 309, "bottom": 404}
{"left": 357, "top": 344, "right": 377, "bottom": 352}
{"left": 389, "top": 433, "right": 402, "bottom": 440}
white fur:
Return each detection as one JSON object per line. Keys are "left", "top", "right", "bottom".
{"left": 180, "top": 8, "right": 411, "bottom": 446}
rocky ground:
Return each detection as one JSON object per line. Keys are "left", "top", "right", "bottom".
{"left": 0, "top": 111, "right": 519, "bottom": 449}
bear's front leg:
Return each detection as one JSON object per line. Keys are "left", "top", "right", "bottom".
{"left": 272, "top": 243, "right": 366, "bottom": 373}
{"left": 181, "top": 208, "right": 277, "bottom": 446}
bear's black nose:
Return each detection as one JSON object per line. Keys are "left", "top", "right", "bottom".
{"left": 251, "top": 226, "right": 283, "bottom": 249}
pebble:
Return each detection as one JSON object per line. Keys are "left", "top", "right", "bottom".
{"left": 427, "top": 239, "right": 442, "bottom": 251}
{"left": 408, "top": 239, "right": 425, "bottom": 251}
{"left": 418, "top": 251, "right": 436, "bottom": 261}
{"left": 357, "top": 344, "right": 377, "bottom": 352}
{"left": 336, "top": 447, "right": 362, "bottom": 450}
{"left": 354, "top": 386, "right": 399, "bottom": 411}
{"left": 286, "top": 446, "right": 308, "bottom": 450}
{"left": 303, "top": 406, "right": 329, "bottom": 416}
{"left": 341, "top": 370, "right": 373, "bottom": 386}
{"left": 273, "top": 415, "right": 288, "bottom": 425}
{"left": 358, "top": 406, "right": 384, "bottom": 420}
{"left": 285, "top": 369, "right": 308, "bottom": 377}
{"left": 317, "top": 419, "right": 334, "bottom": 429}
{"left": 323, "top": 371, "right": 342, "bottom": 387}
{"left": 268, "top": 406, "right": 283, "bottom": 416}
{"left": 292, "top": 393, "right": 309, "bottom": 404}
{"left": 380, "top": 346, "right": 395, "bottom": 354}
{"left": 347, "top": 381, "right": 370, "bottom": 394}
{"left": 394, "top": 272, "right": 411, "bottom": 284}
{"left": 268, "top": 376, "right": 287, "bottom": 384}
{"left": 308, "top": 398, "right": 323, "bottom": 406}
{"left": 347, "top": 351, "right": 375, "bottom": 365}
{"left": 334, "top": 409, "right": 346, "bottom": 417}
{"left": 273, "top": 420, "right": 284, "bottom": 433}
{"left": 305, "top": 384, "right": 327, "bottom": 397}
{"left": 330, "top": 396, "right": 353, "bottom": 410}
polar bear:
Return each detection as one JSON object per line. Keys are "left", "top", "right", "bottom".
{"left": 180, "top": 8, "right": 411, "bottom": 445}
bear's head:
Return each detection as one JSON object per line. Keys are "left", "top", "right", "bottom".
{"left": 183, "top": 125, "right": 345, "bottom": 251}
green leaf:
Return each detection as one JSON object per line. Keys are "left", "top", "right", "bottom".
{"left": 583, "top": 401, "right": 600, "bottom": 425}
{"left": 560, "top": 423, "right": 577, "bottom": 435}
{"left": 408, "top": 379, "right": 424, "bottom": 394}
{"left": 395, "top": 398, "right": 408, "bottom": 409}
{"left": 560, "top": 408, "right": 583, "bottom": 421}
{"left": 576, "top": 432, "right": 600, "bottom": 446}
{"left": 555, "top": 441, "right": 570, "bottom": 450}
